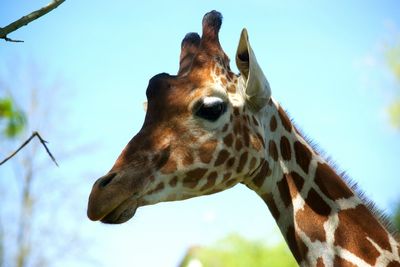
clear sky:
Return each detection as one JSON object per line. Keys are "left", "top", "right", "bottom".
{"left": 1, "top": 1, "right": 400, "bottom": 267}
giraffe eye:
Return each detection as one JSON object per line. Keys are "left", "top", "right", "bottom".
{"left": 195, "top": 98, "right": 227, "bottom": 122}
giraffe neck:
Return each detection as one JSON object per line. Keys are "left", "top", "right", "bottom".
{"left": 244, "top": 99, "right": 400, "bottom": 266}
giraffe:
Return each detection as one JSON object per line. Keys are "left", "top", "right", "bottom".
{"left": 87, "top": 11, "right": 400, "bottom": 266}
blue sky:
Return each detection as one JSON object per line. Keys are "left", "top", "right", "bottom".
{"left": 1, "top": 1, "right": 400, "bottom": 266}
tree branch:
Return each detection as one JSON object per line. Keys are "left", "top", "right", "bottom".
{"left": 0, "top": 0, "right": 65, "bottom": 43}
{"left": 0, "top": 131, "right": 58, "bottom": 167}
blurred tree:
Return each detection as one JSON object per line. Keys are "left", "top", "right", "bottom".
{"left": 0, "top": 60, "right": 97, "bottom": 267}
{"left": 385, "top": 42, "right": 400, "bottom": 234}
{"left": 0, "top": 93, "right": 26, "bottom": 267}
{"left": 179, "top": 234, "right": 297, "bottom": 267}
{"left": 385, "top": 43, "right": 400, "bottom": 129}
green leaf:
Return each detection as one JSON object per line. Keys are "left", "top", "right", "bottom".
{"left": 0, "top": 97, "right": 26, "bottom": 138}
{"left": 0, "top": 98, "right": 13, "bottom": 118}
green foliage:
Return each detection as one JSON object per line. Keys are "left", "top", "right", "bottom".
{"left": 393, "top": 203, "right": 400, "bottom": 232}
{"left": 388, "top": 99, "right": 400, "bottom": 129}
{"left": 0, "top": 97, "right": 26, "bottom": 138}
{"left": 386, "top": 45, "right": 400, "bottom": 81}
{"left": 386, "top": 44, "right": 400, "bottom": 129}
{"left": 180, "top": 234, "right": 297, "bottom": 267}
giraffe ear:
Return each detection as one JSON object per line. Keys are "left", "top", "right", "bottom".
{"left": 236, "top": 28, "right": 271, "bottom": 111}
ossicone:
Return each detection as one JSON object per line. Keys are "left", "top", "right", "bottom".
{"left": 201, "top": 10, "right": 223, "bottom": 41}
{"left": 178, "top": 32, "right": 201, "bottom": 75}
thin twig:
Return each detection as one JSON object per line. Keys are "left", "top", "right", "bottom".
{"left": 0, "top": 131, "right": 59, "bottom": 167}
{"left": 3, "top": 36, "right": 24, "bottom": 43}
{"left": 0, "top": 0, "right": 65, "bottom": 43}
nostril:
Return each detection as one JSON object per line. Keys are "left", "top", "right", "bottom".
{"left": 98, "top": 173, "right": 117, "bottom": 188}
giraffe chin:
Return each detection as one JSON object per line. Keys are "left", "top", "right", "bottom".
{"left": 100, "top": 197, "right": 139, "bottom": 224}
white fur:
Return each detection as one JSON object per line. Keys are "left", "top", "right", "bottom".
{"left": 202, "top": 96, "right": 224, "bottom": 105}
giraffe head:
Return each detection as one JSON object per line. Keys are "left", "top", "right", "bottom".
{"left": 87, "top": 11, "right": 272, "bottom": 224}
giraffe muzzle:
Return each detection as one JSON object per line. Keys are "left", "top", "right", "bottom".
{"left": 99, "top": 197, "right": 138, "bottom": 224}
{"left": 87, "top": 171, "right": 145, "bottom": 224}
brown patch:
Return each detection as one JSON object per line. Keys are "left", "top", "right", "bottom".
{"left": 252, "top": 116, "right": 259, "bottom": 127}
{"left": 236, "top": 152, "right": 248, "bottom": 173}
{"left": 252, "top": 160, "right": 271, "bottom": 188}
{"left": 227, "top": 84, "right": 236, "bottom": 93}
{"left": 221, "top": 77, "right": 227, "bottom": 86}
{"left": 169, "top": 176, "right": 178, "bottom": 187}
{"left": 333, "top": 257, "right": 358, "bottom": 267}
{"left": 160, "top": 158, "right": 177, "bottom": 174}
{"left": 242, "top": 125, "right": 252, "bottom": 146}
{"left": 198, "top": 139, "right": 218, "bottom": 164}
{"left": 222, "top": 123, "right": 229, "bottom": 132}
{"left": 277, "top": 172, "right": 304, "bottom": 209}
{"left": 294, "top": 141, "right": 312, "bottom": 174}
{"left": 306, "top": 188, "right": 331, "bottom": 216}
{"left": 314, "top": 162, "right": 353, "bottom": 200}
{"left": 226, "top": 157, "right": 235, "bottom": 168}
{"left": 316, "top": 258, "right": 324, "bottom": 267}
{"left": 242, "top": 127, "right": 250, "bottom": 147}
{"left": 233, "top": 107, "right": 240, "bottom": 116}
{"left": 286, "top": 225, "right": 308, "bottom": 263}
{"left": 262, "top": 193, "right": 280, "bottom": 220}
{"left": 270, "top": 116, "right": 277, "bottom": 132}
{"left": 215, "top": 150, "right": 230, "bottom": 166}
{"left": 277, "top": 175, "right": 292, "bottom": 207}
{"left": 296, "top": 188, "right": 330, "bottom": 243}
{"left": 289, "top": 172, "right": 305, "bottom": 193}
{"left": 151, "top": 150, "right": 169, "bottom": 170}
{"left": 223, "top": 134, "right": 234, "bottom": 147}
{"left": 183, "top": 168, "right": 207, "bottom": 188}
{"left": 233, "top": 120, "right": 241, "bottom": 135}
{"left": 235, "top": 139, "right": 243, "bottom": 151}
{"left": 200, "top": 171, "right": 218, "bottom": 191}
{"left": 387, "top": 261, "right": 400, "bottom": 267}
{"left": 183, "top": 152, "right": 194, "bottom": 166}
{"left": 215, "top": 66, "right": 220, "bottom": 76}
{"left": 280, "top": 136, "right": 292, "bottom": 161}
{"left": 241, "top": 114, "right": 248, "bottom": 123}
{"left": 278, "top": 106, "right": 292, "bottom": 132}
{"left": 256, "top": 133, "right": 265, "bottom": 148}
{"left": 334, "top": 205, "right": 391, "bottom": 265}
{"left": 268, "top": 140, "right": 278, "bottom": 161}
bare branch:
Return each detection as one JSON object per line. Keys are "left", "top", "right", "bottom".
{"left": 0, "top": 0, "right": 65, "bottom": 43}
{"left": 0, "top": 131, "right": 58, "bottom": 167}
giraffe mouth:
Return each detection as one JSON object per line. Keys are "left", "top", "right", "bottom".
{"left": 100, "top": 197, "right": 139, "bottom": 224}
